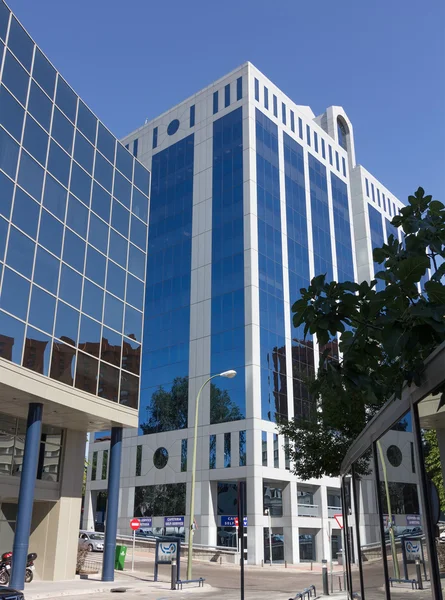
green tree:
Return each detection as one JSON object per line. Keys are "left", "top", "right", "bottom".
{"left": 140, "top": 376, "right": 243, "bottom": 434}
{"left": 424, "top": 429, "right": 445, "bottom": 513}
{"left": 278, "top": 188, "right": 445, "bottom": 479}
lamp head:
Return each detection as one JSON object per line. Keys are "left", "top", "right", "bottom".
{"left": 219, "top": 370, "right": 237, "bottom": 379}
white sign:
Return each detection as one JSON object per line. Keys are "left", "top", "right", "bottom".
{"left": 157, "top": 541, "right": 178, "bottom": 563}
{"left": 405, "top": 539, "right": 421, "bottom": 561}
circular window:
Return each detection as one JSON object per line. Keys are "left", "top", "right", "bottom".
{"left": 386, "top": 445, "right": 402, "bottom": 468}
{"left": 167, "top": 119, "right": 180, "bottom": 136}
{"left": 153, "top": 447, "right": 169, "bottom": 469}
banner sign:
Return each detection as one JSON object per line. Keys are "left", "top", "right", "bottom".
{"left": 221, "top": 515, "right": 248, "bottom": 527}
{"left": 140, "top": 517, "right": 153, "bottom": 527}
{"left": 406, "top": 515, "right": 421, "bottom": 527}
{"left": 164, "top": 516, "right": 184, "bottom": 527}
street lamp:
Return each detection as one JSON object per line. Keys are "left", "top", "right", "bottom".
{"left": 186, "top": 370, "right": 237, "bottom": 580}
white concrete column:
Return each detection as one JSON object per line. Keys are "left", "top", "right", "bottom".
{"left": 82, "top": 489, "right": 95, "bottom": 530}
{"left": 283, "top": 480, "right": 299, "bottom": 563}
{"left": 246, "top": 472, "right": 264, "bottom": 564}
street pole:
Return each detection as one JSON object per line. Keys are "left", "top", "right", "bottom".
{"left": 132, "top": 529, "right": 135, "bottom": 572}
{"left": 186, "top": 370, "right": 236, "bottom": 581}
{"left": 265, "top": 509, "right": 272, "bottom": 565}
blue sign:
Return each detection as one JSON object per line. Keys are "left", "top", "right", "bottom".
{"left": 164, "top": 516, "right": 184, "bottom": 527}
{"left": 139, "top": 517, "right": 152, "bottom": 527}
{"left": 221, "top": 516, "right": 248, "bottom": 527}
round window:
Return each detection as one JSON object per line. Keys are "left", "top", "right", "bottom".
{"left": 386, "top": 445, "right": 402, "bottom": 468}
{"left": 167, "top": 119, "right": 180, "bottom": 136}
{"left": 153, "top": 447, "right": 169, "bottom": 469}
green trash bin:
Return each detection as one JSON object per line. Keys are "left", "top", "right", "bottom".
{"left": 115, "top": 545, "right": 127, "bottom": 570}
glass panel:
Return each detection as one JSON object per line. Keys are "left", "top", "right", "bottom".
{"left": 52, "top": 107, "right": 74, "bottom": 154}
{"left": 152, "top": 127, "right": 158, "bottom": 149}
{"left": 39, "top": 208, "right": 63, "bottom": 256}
{"left": 32, "top": 47, "right": 56, "bottom": 99}
{"left": 262, "top": 431, "right": 267, "bottom": 466}
{"left": 134, "top": 160, "right": 150, "bottom": 195}
{"left": 91, "top": 182, "right": 111, "bottom": 222}
{"left": 0, "top": 1, "right": 10, "bottom": 42}
{"left": 128, "top": 243, "right": 145, "bottom": 280}
{"left": 97, "top": 123, "right": 115, "bottom": 163}
{"left": 122, "top": 336, "right": 140, "bottom": 374}
{"left": 116, "top": 144, "right": 133, "bottom": 181}
{"left": 74, "top": 131, "right": 94, "bottom": 174}
{"left": 94, "top": 152, "right": 113, "bottom": 192}
{"left": 108, "top": 230, "right": 127, "bottom": 268}
{"left": 254, "top": 78, "right": 259, "bottom": 101}
{"left": 28, "top": 285, "right": 56, "bottom": 334}
{"left": 85, "top": 245, "right": 106, "bottom": 287}
{"left": 130, "top": 215, "right": 147, "bottom": 250}
{"left": 33, "top": 246, "right": 60, "bottom": 294}
{"left": 124, "top": 304, "right": 142, "bottom": 340}
{"left": 55, "top": 77, "right": 77, "bottom": 122}
{"left": 70, "top": 163, "right": 92, "bottom": 206}
{"left": 78, "top": 314, "right": 101, "bottom": 357}
{"left": 0, "top": 217, "right": 6, "bottom": 261}
{"left": 0, "top": 310, "right": 25, "bottom": 364}
{"left": 119, "top": 371, "right": 138, "bottom": 408}
{"left": 54, "top": 300, "right": 79, "bottom": 345}
{"left": 263, "top": 527, "right": 284, "bottom": 563}
{"left": 0, "top": 171, "right": 14, "bottom": 218}
{"left": 77, "top": 100, "right": 97, "bottom": 144}
{"left": 189, "top": 104, "right": 195, "bottom": 128}
{"left": 6, "top": 225, "right": 35, "bottom": 277}
{"left": 28, "top": 81, "right": 52, "bottom": 131}
{"left": 43, "top": 173, "right": 67, "bottom": 221}
{"left": 82, "top": 280, "right": 104, "bottom": 321}
{"left": 299, "top": 533, "right": 316, "bottom": 561}
{"left": 0, "top": 127, "right": 20, "bottom": 178}
{"left": 264, "top": 483, "right": 283, "bottom": 516}
{"left": 111, "top": 199, "right": 130, "bottom": 237}
{"left": 213, "top": 90, "right": 218, "bottom": 114}
{"left": 132, "top": 187, "right": 148, "bottom": 222}
{"left": 59, "top": 264, "right": 82, "bottom": 308}
{"left": 0, "top": 84, "right": 25, "bottom": 141}
{"left": 8, "top": 17, "right": 33, "bottom": 71}
{"left": 224, "top": 432, "right": 231, "bottom": 467}
{"left": 100, "top": 327, "right": 122, "bottom": 367}
{"left": 75, "top": 351, "right": 98, "bottom": 395}
{"left": 18, "top": 150, "right": 44, "bottom": 201}
{"left": 23, "top": 114, "right": 48, "bottom": 165}
{"left": 50, "top": 340, "right": 75, "bottom": 385}
{"left": 224, "top": 83, "right": 230, "bottom": 108}
{"left": 239, "top": 430, "right": 246, "bottom": 466}
{"left": 106, "top": 260, "right": 125, "bottom": 299}
{"left": 126, "top": 273, "right": 144, "bottom": 310}
{"left": 63, "top": 229, "right": 85, "bottom": 273}
{"left": 98, "top": 361, "right": 119, "bottom": 402}
{"left": 181, "top": 439, "right": 187, "bottom": 472}
{"left": 88, "top": 213, "right": 108, "bottom": 254}
{"left": 209, "top": 435, "right": 216, "bottom": 469}
{"left": 0, "top": 267, "right": 30, "bottom": 320}
{"left": 12, "top": 188, "right": 40, "bottom": 239}
{"left": 114, "top": 170, "right": 131, "bottom": 208}
{"left": 2, "top": 51, "right": 29, "bottom": 105}
{"left": 23, "top": 326, "right": 51, "bottom": 376}
{"left": 104, "top": 293, "right": 123, "bottom": 332}
{"left": 67, "top": 194, "right": 88, "bottom": 238}
{"left": 236, "top": 77, "right": 242, "bottom": 101}
{"left": 47, "top": 140, "right": 71, "bottom": 187}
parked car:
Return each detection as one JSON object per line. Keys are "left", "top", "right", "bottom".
{"left": 79, "top": 530, "right": 105, "bottom": 552}
{"left": 0, "top": 588, "right": 24, "bottom": 600}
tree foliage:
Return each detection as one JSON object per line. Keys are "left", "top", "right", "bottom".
{"left": 278, "top": 188, "right": 445, "bottom": 479}
{"left": 424, "top": 429, "right": 445, "bottom": 514}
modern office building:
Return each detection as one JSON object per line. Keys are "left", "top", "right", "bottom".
{"left": 85, "top": 62, "right": 405, "bottom": 565}
{"left": 0, "top": 0, "right": 150, "bottom": 584}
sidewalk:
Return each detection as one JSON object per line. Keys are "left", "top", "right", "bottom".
{"left": 23, "top": 570, "right": 212, "bottom": 600}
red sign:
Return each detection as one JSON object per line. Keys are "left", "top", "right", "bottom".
{"left": 130, "top": 518, "right": 141, "bottom": 531}
{"left": 234, "top": 517, "right": 239, "bottom": 527}
{"left": 333, "top": 514, "right": 343, "bottom": 529}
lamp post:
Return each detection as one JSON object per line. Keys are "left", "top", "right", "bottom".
{"left": 186, "top": 370, "right": 237, "bottom": 580}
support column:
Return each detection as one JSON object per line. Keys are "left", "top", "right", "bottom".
{"left": 102, "top": 427, "right": 123, "bottom": 582}
{"left": 10, "top": 402, "right": 43, "bottom": 590}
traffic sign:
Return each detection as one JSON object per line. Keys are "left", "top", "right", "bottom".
{"left": 333, "top": 514, "right": 343, "bottom": 529}
{"left": 130, "top": 518, "right": 141, "bottom": 531}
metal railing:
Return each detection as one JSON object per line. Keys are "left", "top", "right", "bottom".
{"left": 327, "top": 506, "right": 342, "bottom": 518}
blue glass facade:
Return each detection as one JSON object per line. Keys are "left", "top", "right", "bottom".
{"left": 141, "top": 135, "right": 194, "bottom": 433}
{"left": 255, "top": 109, "right": 286, "bottom": 422}
{"left": 331, "top": 174, "right": 354, "bottom": 282}
{"left": 0, "top": 4, "right": 149, "bottom": 408}
{"left": 211, "top": 107, "right": 245, "bottom": 423}
{"left": 283, "top": 133, "right": 314, "bottom": 421}
{"left": 368, "top": 204, "right": 385, "bottom": 290}
{"left": 309, "top": 155, "right": 333, "bottom": 281}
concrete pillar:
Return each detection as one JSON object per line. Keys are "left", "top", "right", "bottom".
{"left": 283, "top": 481, "right": 299, "bottom": 563}
{"left": 102, "top": 427, "right": 123, "bottom": 582}
{"left": 11, "top": 403, "right": 43, "bottom": 590}
{"left": 82, "top": 489, "right": 96, "bottom": 530}
{"left": 246, "top": 473, "right": 264, "bottom": 564}
{"left": 195, "top": 480, "right": 217, "bottom": 547}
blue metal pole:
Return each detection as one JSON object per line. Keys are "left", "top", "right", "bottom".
{"left": 10, "top": 403, "right": 43, "bottom": 590}
{"left": 102, "top": 426, "right": 123, "bottom": 582}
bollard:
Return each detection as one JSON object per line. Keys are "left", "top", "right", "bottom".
{"left": 220, "top": 556, "right": 222, "bottom": 565}
{"left": 171, "top": 559, "right": 176, "bottom": 590}
{"left": 311, "top": 561, "right": 313, "bottom": 571}
{"left": 415, "top": 559, "right": 423, "bottom": 590}
{"left": 338, "top": 576, "right": 342, "bottom": 592}
{"left": 322, "top": 560, "right": 329, "bottom": 596}
{"left": 261, "top": 559, "right": 264, "bottom": 567}
{"left": 285, "top": 561, "right": 287, "bottom": 569}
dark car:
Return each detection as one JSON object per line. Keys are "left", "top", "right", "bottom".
{"left": 0, "top": 587, "right": 25, "bottom": 600}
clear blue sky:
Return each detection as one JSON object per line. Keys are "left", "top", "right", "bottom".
{"left": 8, "top": 0, "right": 445, "bottom": 202}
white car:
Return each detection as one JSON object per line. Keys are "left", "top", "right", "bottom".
{"left": 79, "top": 530, "right": 105, "bottom": 552}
